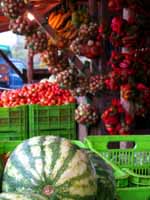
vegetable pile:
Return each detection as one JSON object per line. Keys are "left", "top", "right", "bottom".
{"left": 0, "top": 82, "right": 75, "bottom": 107}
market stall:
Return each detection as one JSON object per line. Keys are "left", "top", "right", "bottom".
{"left": 0, "top": 0, "right": 150, "bottom": 199}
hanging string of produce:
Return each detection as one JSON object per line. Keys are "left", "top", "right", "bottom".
{"left": 100, "top": 0, "right": 150, "bottom": 134}
{"left": 25, "top": 30, "right": 48, "bottom": 56}
{"left": 9, "top": 14, "right": 38, "bottom": 35}
{"left": 0, "top": 0, "right": 27, "bottom": 19}
{"left": 40, "top": 45, "right": 69, "bottom": 75}
{"left": 70, "top": 22, "right": 103, "bottom": 59}
{"left": 75, "top": 103, "right": 99, "bottom": 126}
{"left": 101, "top": 99, "right": 134, "bottom": 135}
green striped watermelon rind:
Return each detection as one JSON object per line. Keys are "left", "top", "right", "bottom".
{"left": 85, "top": 150, "right": 116, "bottom": 200}
{"left": 0, "top": 192, "right": 48, "bottom": 200}
{"left": 0, "top": 157, "right": 4, "bottom": 192}
{"left": 2, "top": 136, "right": 97, "bottom": 200}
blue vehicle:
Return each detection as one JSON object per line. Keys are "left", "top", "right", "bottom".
{"left": 0, "top": 45, "right": 25, "bottom": 89}
{"left": 8, "top": 58, "right": 26, "bottom": 89}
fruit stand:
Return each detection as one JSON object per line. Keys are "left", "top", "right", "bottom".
{"left": 0, "top": 0, "right": 150, "bottom": 199}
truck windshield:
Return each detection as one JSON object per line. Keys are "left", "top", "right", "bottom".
{"left": 0, "top": 45, "right": 12, "bottom": 57}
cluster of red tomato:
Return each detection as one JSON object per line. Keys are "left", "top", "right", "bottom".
{"left": 0, "top": 82, "right": 76, "bottom": 107}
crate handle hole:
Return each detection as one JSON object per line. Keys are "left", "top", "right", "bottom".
{"left": 107, "top": 141, "right": 135, "bottom": 149}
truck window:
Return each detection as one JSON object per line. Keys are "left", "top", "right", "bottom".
{"left": 0, "top": 44, "right": 12, "bottom": 58}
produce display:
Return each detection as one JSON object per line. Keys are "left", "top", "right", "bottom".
{"left": 71, "top": 10, "right": 90, "bottom": 28}
{"left": 41, "top": 46, "right": 69, "bottom": 75}
{"left": 0, "top": 193, "right": 47, "bottom": 200}
{"left": 9, "top": 15, "right": 38, "bottom": 36}
{"left": 48, "top": 11, "right": 78, "bottom": 42}
{"left": 0, "top": 0, "right": 26, "bottom": 19}
{"left": 70, "top": 74, "right": 106, "bottom": 97}
{"left": 0, "top": 0, "right": 150, "bottom": 200}
{"left": 121, "top": 83, "right": 150, "bottom": 116}
{"left": 86, "top": 150, "right": 116, "bottom": 200}
{"left": 108, "top": 49, "right": 150, "bottom": 85}
{"left": 101, "top": 99, "right": 134, "bottom": 135}
{"left": 97, "top": 0, "right": 150, "bottom": 134}
{"left": 108, "top": 0, "right": 150, "bottom": 14}
{"left": 56, "top": 67, "right": 79, "bottom": 89}
{"left": 70, "top": 22, "right": 102, "bottom": 59}
{"left": 3, "top": 136, "right": 97, "bottom": 200}
{"left": 75, "top": 103, "right": 99, "bottom": 125}
{"left": 88, "top": 75, "right": 105, "bottom": 95}
{"left": 109, "top": 16, "right": 139, "bottom": 49}
{"left": 0, "top": 82, "right": 75, "bottom": 107}
{"left": 25, "top": 31, "right": 48, "bottom": 55}
{"left": 70, "top": 76, "right": 88, "bottom": 97}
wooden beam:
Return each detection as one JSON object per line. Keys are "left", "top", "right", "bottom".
{"left": 27, "top": 4, "right": 84, "bottom": 72}
{"left": 27, "top": 5, "right": 57, "bottom": 39}
{"left": 88, "top": 0, "right": 98, "bottom": 21}
{"left": 27, "top": 52, "right": 34, "bottom": 83}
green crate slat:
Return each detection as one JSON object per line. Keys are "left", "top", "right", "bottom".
{"left": 29, "top": 104, "right": 76, "bottom": 139}
{"left": 116, "top": 186, "right": 150, "bottom": 200}
{"left": 73, "top": 138, "right": 150, "bottom": 200}
{"left": 84, "top": 135, "right": 150, "bottom": 187}
{"left": 29, "top": 129, "right": 76, "bottom": 140}
{"left": 0, "top": 105, "right": 28, "bottom": 140}
{"left": 0, "top": 141, "right": 22, "bottom": 154}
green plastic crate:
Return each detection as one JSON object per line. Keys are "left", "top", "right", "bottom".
{"left": 116, "top": 186, "right": 150, "bottom": 200}
{"left": 72, "top": 139, "right": 128, "bottom": 187}
{"left": 72, "top": 139, "right": 150, "bottom": 200}
{"left": 29, "top": 104, "right": 76, "bottom": 139}
{"left": 84, "top": 135, "right": 150, "bottom": 188}
{"left": 0, "top": 141, "right": 22, "bottom": 154}
{"left": 0, "top": 105, "right": 28, "bottom": 140}
{"left": 29, "top": 129, "right": 76, "bottom": 139}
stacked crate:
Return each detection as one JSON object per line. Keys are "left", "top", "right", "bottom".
{"left": 84, "top": 135, "right": 150, "bottom": 200}
{"left": 28, "top": 104, "right": 76, "bottom": 139}
{"left": 0, "top": 103, "right": 76, "bottom": 158}
{"left": 0, "top": 103, "right": 76, "bottom": 141}
{"left": 0, "top": 105, "right": 28, "bottom": 140}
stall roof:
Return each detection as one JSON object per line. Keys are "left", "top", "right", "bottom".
{"left": 0, "top": 0, "right": 61, "bottom": 32}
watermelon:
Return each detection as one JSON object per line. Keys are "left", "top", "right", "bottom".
{"left": 0, "top": 192, "right": 48, "bottom": 200}
{"left": 86, "top": 151, "right": 116, "bottom": 200}
{"left": 0, "top": 157, "right": 3, "bottom": 177}
{"left": 0, "top": 157, "right": 4, "bottom": 192}
{"left": 2, "top": 136, "right": 97, "bottom": 200}
{"left": 72, "top": 141, "right": 115, "bottom": 200}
